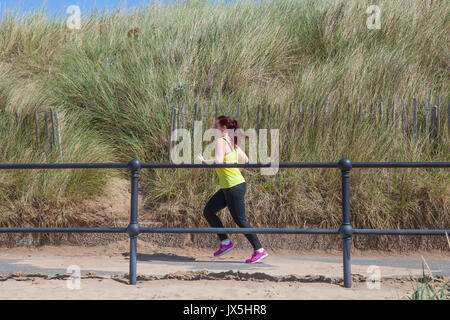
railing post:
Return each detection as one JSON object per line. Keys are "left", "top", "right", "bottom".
{"left": 127, "top": 158, "right": 141, "bottom": 285}
{"left": 338, "top": 158, "right": 353, "bottom": 288}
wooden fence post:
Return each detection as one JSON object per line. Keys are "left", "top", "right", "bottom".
{"left": 34, "top": 111, "right": 40, "bottom": 145}
{"left": 369, "top": 103, "right": 374, "bottom": 125}
{"left": 447, "top": 100, "right": 450, "bottom": 138}
{"left": 44, "top": 111, "right": 50, "bottom": 153}
{"left": 413, "top": 98, "right": 417, "bottom": 139}
{"left": 286, "top": 103, "right": 292, "bottom": 150}
{"left": 182, "top": 104, "right": 186, "bottom": 129}
{"left": 203, "top": 105, "right": 208, "bottom": 127}
{"left": 425, "top": 98, "right": 430, "bottom": 138}
{"left": 402, "top": 100, "right": 407, "bottom": 137}
{"left": 431, "top": 105, "right": 439, "bottom": 142}
{"left": 298, "top": 101, "right": 303, "bottom": 129}
{"left": 277, "top": 104, "right": 281, "bottom": 123}
{"left": 54, "top": 110, "right": 63, "bottom": 161}
{"left": 50, "top": 108, "right": 56, "bottom": 149}
{"left": 257, "top": 104, "right": 261, "bottom": 133}
{"left": 193, "top": 103, "right": 197, "bottom": 130}
{"left": 359, "top": 102, "right": 362, "bottom": 121}
{"left": 175, "top": 108, "right": 179, "bottom": 138}
{"left": 170, "top": 105, "right": 175, "bottom": 157}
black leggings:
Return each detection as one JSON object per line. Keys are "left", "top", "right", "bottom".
{"left": 203, "top": 182, "right": 263, "bottom": 250}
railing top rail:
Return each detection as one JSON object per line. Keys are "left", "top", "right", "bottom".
{"left": 0, "top": 163, "right": 129, "bottom": 169}
{"left": 141, "top": 162, "right": 339, "bottom": 168}
{"left": 0, "top": 161, "right": 449, "bottom": 170}
{"left": 350, "top": 162, "right": 450, "bottom": 168}
{"left": 140, "top": 162, "right": 450, "bottom": 168}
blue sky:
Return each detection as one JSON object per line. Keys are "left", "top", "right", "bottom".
{"left": 0, "top": 0, "right": 243, "bottom": 19}
{"left": 0, "top": 0, "right": 198, "bottom": 17}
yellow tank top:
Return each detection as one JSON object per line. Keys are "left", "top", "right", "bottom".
{"left": 215, "top": 142, "right": 245, "bottom": 189}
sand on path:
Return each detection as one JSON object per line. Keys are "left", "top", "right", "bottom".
{"left": 0, "top": 240, "right": 448, "bottom": 300}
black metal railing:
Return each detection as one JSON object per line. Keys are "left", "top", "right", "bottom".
{"left": 0, "top": 158, "right": 449, "bottom": 288}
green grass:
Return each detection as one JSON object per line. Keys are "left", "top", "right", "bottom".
{"left": 0, "top": 110, "right": 119, "bottom": 227}
{"left": 0, "top": 0, "right": 448, "bottom": 247}
{"left": 410, "top": 266, "right": 449, "bottom": 300}
{"left": 410, "top": 245, "right": 450, "bottom": 300}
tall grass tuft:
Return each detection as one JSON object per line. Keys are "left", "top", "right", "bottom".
{"left": 410, "top": 236, "right": 450, "bottom": 300}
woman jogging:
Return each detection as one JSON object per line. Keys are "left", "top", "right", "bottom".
{"left": 196, "top": 116, "right": 268, "bottom": 263}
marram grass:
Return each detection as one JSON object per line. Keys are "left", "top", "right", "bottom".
{"left": 0, "top": 0, "right": 448, "bottom": 248}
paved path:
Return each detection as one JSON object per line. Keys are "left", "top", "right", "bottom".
{"left": 0, "top": 250, "right": 448, "bottom": 279}
{"left": 2, "top": 245, "right": 448, "bottom": 300}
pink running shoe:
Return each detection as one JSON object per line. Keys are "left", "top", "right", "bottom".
{"left": 214, "top": 241, "right": 235, "bottom": 257}
{"left": 245, "top": 248, "right": 268, "bottom": 263}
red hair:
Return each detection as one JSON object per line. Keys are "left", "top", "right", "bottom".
{"left": 216, "top": 115, "right": 247, "bottom": 147}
